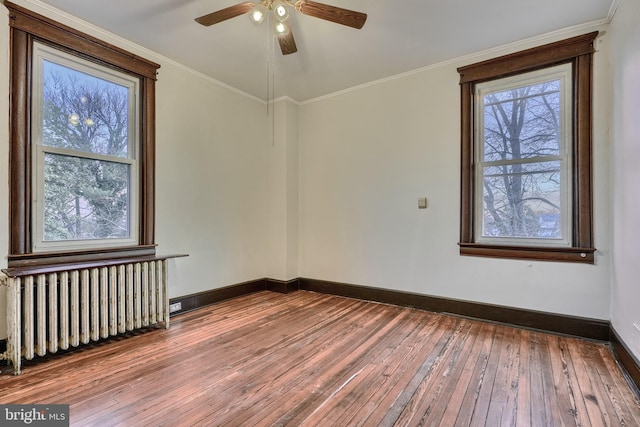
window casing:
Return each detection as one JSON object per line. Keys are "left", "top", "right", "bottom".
{"left": 6, "top": 2, "right": 160, "bottom": 267}
{"left": 457, "top": 32, "right": 598, "bottom": 263}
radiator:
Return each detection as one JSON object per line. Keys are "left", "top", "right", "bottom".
{"left": 2, "top": 259, "right": 170, "bottom": 375}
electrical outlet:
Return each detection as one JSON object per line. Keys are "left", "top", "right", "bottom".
{"left": 169, "top": 302, "right": 182, "bottom": 313}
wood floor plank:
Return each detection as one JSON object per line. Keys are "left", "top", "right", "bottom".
{"left": 393, "top": 319, "right": 477, "bottom": 426}
{"left": 558, "top": 336, "right": 593, "bottom": 426}
{"left": 271, "top": 307, "right": 418, "bottom": 425}
{"left": 483, "top": 322, "right": 520, "bottom": 426}
{"left": 468, "top": 322, "right": 510, "bottom": 427}
{"left": 539, "top": 333, "right": 567, "bottom": 427}
{"left": 350, "top": 312, "right": 454, "bottom": 425}
{"left": 567, "top": 337, "right": 619, "bottom": 426}
{"left": 527, "top": 332, "right": 554, "bottom": 426}
{"left": 296, "top": 310, "right": 437, "bottom": 426}
{"left": 446, "top": 321, "right": 497, "bottom": 426}
{"left": 595, "top": 345, "right": 640, "bottom": 426}
{"left": 376, "top": 315, "right": 462, "bottom": 425}
{"left": 1, "top": 290, "right": 638, "bottom": 427}
{"left": 162, "top": 298, "right": 385, "bottom": 426}
{"left": 578, "top": 339, "right": 635, "bottom": 426}
{"left": 438, "top": 321, "right": 493, "bottom": 426}
{"left": 515, "top": 328, "right": 533, "bottom": 427}
{"left": 303, "top": 309, "right": 462, "bottom": 426}
{"left": 547, "top": 334, "right": 583, "bottom": 426}
{"left": 133, "top": 297, "right": 382, "bottom": 426}
{"left": 214, "top": 303, "right": 396, "bottom": 425}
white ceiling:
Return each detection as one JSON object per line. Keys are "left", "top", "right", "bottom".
{"left": 25, "top": 0, "right": 614, "bottom": 102}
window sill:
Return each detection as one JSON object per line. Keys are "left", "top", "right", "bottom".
{"left": 7, "top": 245, "right": 159, "bottom": 269}
{"left": 458, "top": 243, "right": 595, "bottom": 264}
{"left": 3, "top": 251, "right": 188, "bottom": 278}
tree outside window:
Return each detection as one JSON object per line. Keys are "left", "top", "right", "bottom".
{"left": 40, "top": 57, "right": 135, "bottom": 244}
{"left": 476, "top": 65, "right": 571, "bottom": 246}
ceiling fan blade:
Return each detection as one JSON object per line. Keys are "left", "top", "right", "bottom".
{"left": 277, "top": 23, "right": 298, "bottom": 55}
{"left": 195, "top": 2, "right": 255, "bottom": 26}
{"left": 296, "top": 0, "right": 367, "bottom": 29}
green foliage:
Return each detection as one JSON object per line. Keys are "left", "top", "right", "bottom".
{"left": 41, "top": 64, "right": 132, "bottom": 242}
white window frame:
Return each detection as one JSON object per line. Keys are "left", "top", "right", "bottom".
{"left": 473, "top": 64, "right": 573, "bottom": 248}
{"left": 31, "top": 42, "right": 140, "bottom": 253}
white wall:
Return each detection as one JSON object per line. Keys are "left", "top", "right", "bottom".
{"left": 0, "top": 1, "right": 276, "bottom": 339}
{"left": 154, "top": 61, "right": 272, "bottom": 297}
{"left": 298, "top": 27, "right": 612, "bottom": 320}
{"left": 609, "top": 0, "right": 640, "bottom": 361}
{"left": 264, "top": 99, "right": 299, "bottom": 280}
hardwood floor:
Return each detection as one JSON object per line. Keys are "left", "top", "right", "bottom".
{"left": 1, "top": 290, "right": 639, "bottom": 426}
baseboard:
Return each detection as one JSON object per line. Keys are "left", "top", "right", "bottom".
{"left": 610, "top": 327, "right": 640, "bottom": 394}
{"left": 265, "top": 278, "right": 300, "bottom": 294}
{"left": 168, "top": 277, "right": 298, "bottom": 315}
{"left": 298, "top": 277, "right": 610, "bottom": 341}
{"left": 169, "top": 276, "right": 610, "bottom": 341}
{"left": 169, "top": 279, "right": 268, "bottom": 315}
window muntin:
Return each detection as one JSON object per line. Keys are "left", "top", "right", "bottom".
{"left": 31, "top": 42, "right": 139, "bottom": 252}
{"left": 474, "top": 64, "right": 572, "bottom": 247}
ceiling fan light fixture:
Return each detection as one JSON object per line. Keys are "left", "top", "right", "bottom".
{"left": 195, "top": 1, "right": 366, "bottom": 55}
{"left": 272, "top": 0, "right": 290, "bottom": 22}
{"left": 249, "top": 3, "right": 266, "bottom": 24}
{"left": 273, "top": 20, "right": 289, "bottom": 36}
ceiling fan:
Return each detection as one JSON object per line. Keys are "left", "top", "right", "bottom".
{"left": 195, "top": 0, "right": 367, "bottom": 55}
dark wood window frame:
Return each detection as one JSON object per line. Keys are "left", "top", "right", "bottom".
{"left": 457, "top": 32, "right": 598, "bottom": 264}
{"left": 5, "top": 1, "right": 160, "bottom": 267}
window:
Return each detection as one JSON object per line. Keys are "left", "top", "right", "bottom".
{"left": 32, "top": 43, "right": 140, "bottom": 252}
{"left": 457, "top": 32, "right": 598, "bottom": 263}
{"left": 475, "top": 64, "right": 572, "bottom": 247}
{"left": 7, "top": 3, "right": 160, "bottom": 266}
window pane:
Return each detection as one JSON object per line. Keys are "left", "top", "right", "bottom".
{"left": 483, "top": 79, "right": 560, "bottom": 162}
{"left": 42, "top": 60, "right": 130, "bottom": 158}
{"left": 482, "top": 161, "right": 561, "bottom": 239}
{"left": 44, "top": 153, "right": 130, "bottom": 241}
